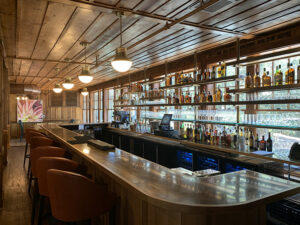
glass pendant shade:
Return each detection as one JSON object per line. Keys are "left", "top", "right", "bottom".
{"left": 62, "top": 78, "right": 74, "bottom": 89}
{"left": 78, "top": 66, "right": 93, "bottom": 84}
{"left": 81, "top": 88, "right": 89, "bottom": 96}
{"left": 111, "top": 47, "right": 132, "bottom": 72}
{"left": 53, "top": 84, "right": 63, "bottom": 93}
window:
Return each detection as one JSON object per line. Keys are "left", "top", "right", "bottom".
{"left": 82, "top": 95, "right": 89, "bottom": 123}
{"left": 104, "top": 88, "right": 114, "bottom": 122}
{"left": 93, "top": 92, "right": 99, "bottom": 123}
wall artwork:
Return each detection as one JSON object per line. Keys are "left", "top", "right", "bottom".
{"left": 17, "top": 99, "right": 43, "bottom": 122}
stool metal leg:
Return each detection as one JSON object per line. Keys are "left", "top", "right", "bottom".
{"left": 31, "top": 180, "right": 39, "bottom": 225}
{"left": 27, "top": 161, "right": 31, "bottom": 177}
{"left": 28, "top": 171, "right": 33, "bottom": 195}
{"left": 37, "top": 195, "right": 45, "bottom": 225}
{"left": 23, "top": 142, "right": 28, "bottom": 167}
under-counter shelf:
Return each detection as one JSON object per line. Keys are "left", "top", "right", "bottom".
{"left": 228, "top": 83, "right": 300, "bottom": 94}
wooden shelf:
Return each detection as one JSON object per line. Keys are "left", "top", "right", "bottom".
{"left": 114, "top": 98, "right": 300, "bottom": 107}
{"left": 160, "top": 75, "right": 237, "bottom": 89}
{"left": 140, "top": 96, "right": 165, "bottom": 101}
{"left": 228, "top": 83, "right": 300, "bottom": 94}
{"left": 238, "top": 123, "right": 300, "bottom": 131}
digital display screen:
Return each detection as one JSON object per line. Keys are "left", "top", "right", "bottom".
{"left": 78, "top": 124, "right": 84, "bottom": 130}
{"left": 160, "top": 114, "right": 172, "bottom": 126}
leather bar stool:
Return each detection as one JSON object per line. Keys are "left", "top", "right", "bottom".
{"left": 29, "top": 146, "right": 66, "bottom": 223}
{"left": 28, "top": 137, "right": 55, "bottom": 194}
{"left": 47, "top": 169, "right": 117, "bottom": 225}
{"left": 24, "top": 129, "right": 45, "bottom": 169}
{"left": 33, "top": 157, "right": 79, "bottom": 225}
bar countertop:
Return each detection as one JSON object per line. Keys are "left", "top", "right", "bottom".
{"left": 42, "top": 123, "right": 300, "bottom": 211}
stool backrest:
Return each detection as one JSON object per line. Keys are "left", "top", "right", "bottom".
{"left": 26, "top": 129, "right": 44, "bottom": 143}
{"left": 30, "top": 146, "right": 65, "bottom": 177}
{"left": 47, "top": 169, "right": 116, "bottom": 222}
{"left": 36, "top": 157, "right": 79, "bottom": 196}
{"left": 30, "top": 136, "right": 53, "bottom": 150}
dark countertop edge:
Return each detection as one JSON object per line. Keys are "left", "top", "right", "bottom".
{"left": 41, "top": 124, "right": 300, "bottom": 211}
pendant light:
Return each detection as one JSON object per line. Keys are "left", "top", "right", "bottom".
{"left": 81, "top": 88, "right": 89, "bottom": 96}
{"left": 53, "top": 68, "right": 63, "bottom": 93}
{"left": 53, "top": 84, "right": 63, "bottom": 93}
{"left": 62, "top": 77, "right": 74, "bottom": 89}
{"left": 111, "top": 12, "right": 132, "bottom": 73}
{"left": 78, "top": 41, "right": 93, "bottom": 84}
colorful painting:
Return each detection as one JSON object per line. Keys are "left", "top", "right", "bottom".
{"left": 17, "top": 99, "right": 43, "bottom": 122}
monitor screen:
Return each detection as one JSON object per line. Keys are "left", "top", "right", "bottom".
{"left": 160, "top": 114, "right": 172, "bottom": 126}
{"left": 78, "top": 124, "right": 84, "bottom": 130}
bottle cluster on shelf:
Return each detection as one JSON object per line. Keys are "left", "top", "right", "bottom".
{"left": 245, "top": 60, "right": 300, "bottom": 89}
{"left": 165, "top": 62, "right": 226, "bottom": 86}
{"left": 180, "top": 124, "right": 273, "bottom": 151}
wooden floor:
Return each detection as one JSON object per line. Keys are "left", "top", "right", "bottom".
{"left": 0, "top": 142, "right": 31, "bottom": 225}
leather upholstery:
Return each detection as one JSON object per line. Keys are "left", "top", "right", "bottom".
{"left": 30, "top": 146, "right": 65, "bottom": 177}
{"left": 47, "top": 169, "right": 117, "bottom": 222}
{"left": 36, "top": 157, "right": 79, "bottom": 196}
{"left": 26, "top": 130, "right": 44, "bottom": 144}
{"left": 30, "top": 136, "right": 53, "bottom": 151}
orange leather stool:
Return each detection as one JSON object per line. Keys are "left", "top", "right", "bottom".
{"left": 29, "top": 146, "right": 66, "bottom": 224}
{"left": 24, "top": 130, "right": 45, "bottom": 170}
{"left": 27, "top": 138, "right": 56, "bottom": 194}
{"left": 47, "top": 169, "right": 117, "bottom": 225}
{"left": 33, "top": 157, "right": 79, "bottom": 225}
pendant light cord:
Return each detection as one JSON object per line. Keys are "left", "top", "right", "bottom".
{"left": 120, "top": 15, "right": 123, "bottom": 47}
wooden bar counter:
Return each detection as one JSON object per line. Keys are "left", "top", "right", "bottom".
{"left": 42, "top": 124, "right": 300, "bottom": 225}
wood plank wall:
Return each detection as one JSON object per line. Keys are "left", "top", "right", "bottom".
{"left": 0, "top": 39, "right": 10, "bottom": 208}
{"left": 9, "top": 92, "right": 83, "bottom": 138}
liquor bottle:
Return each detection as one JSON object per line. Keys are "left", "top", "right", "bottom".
{"left": 180, "top": 123, "right": 185, "bottom": 138}
{"left": 200, "top": 90, "right": 206, "bottom": 103}
{"left": 166, "top": 76, "right": 171, "bottom": 86}
{"left": 263, "top": 71, "right": 271, "bottom": 87}
{"left": 180, "top": 92, "right": 184, "bottom": 104}
{"left": 210, "top": 129, "right": 214, "bottom": 144}
{"left": 212, "top": 91, "right": 217, "bottom": 102}
{"left": 216, "top": 87, "right": 222, "bottom": 102}
{"left": 194, "top": 92, "right": 198, "bottom": 103}
{"left": 207, "top": 91, "right": 212, "bottom": 102}
{"left": 186, "top": 124, "right": 190, "bottom": 139}
{"left": 180, "top": 72, "right": 184, "bottom": 84}
{"left": 217, "top": 62, "right": 222, "bottom": 78}
{"left": 233, "top": 128, "right": 238, "bottom": 147}
{"left": 297, "top": 60, "right": 300, "bottom": 84}
{"left": 249, "top": 131, "right": 254, "bottom": 150}
{"left": 275, "top": 65, "right": 283, "bottom": 86}
{"left": 245, "top": 129, "right": 249, "bottom": 146}
{"left": 245, "top": 72, "right": 252, "bottom": 88}
{"left": 211, "top": 66, "right": 216, "bottom": 79}
{"left": 262, "top": 68, "right": 267, "bottom": 86}
{"left": 224, "top": 87, "right": 232, "bottom": 102}
{"left": 185, "top": 92, "right": 189, "bottom": 103}
{"left": 167, "top": 94, "right": 172, "bottom": 104}
{"left": 253, "top": 133, "right": 258, "bottom": 150}
{"left": 221, "top": 62, "right": 226, "bottom": 77}
{"left": 206, "top": 69, "right": 210, "bottom": 80}
{"left": 202, "top": 69, "right": 206, "bottom": 81}
{"left": 254, "top": 71, "right": 261, "bottom": 88}
{"left": 172, "top": 94, "right": 176, "bottom": 104}
{"left": 259, "top": 135, "right": 266, "bottom": 150}
{"left": 288, "top": 63, "right": 295, "bottom": 84}
{"left": 197, "top": 69, "right": 201, "bottom": 81}
{"left": 266, "top": 132, "right": 273, "bottom": 152}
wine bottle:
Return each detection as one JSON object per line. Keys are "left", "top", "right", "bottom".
{"left": 259, "top": 135, "right": 266, "bottom": 150}
{"left": 266, "top": 132, "right": 273, "bottom": 152}
{"left": 249, "top": 131, "right": 254, "bottom": 150}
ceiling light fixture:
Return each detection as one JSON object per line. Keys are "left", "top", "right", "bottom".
{"left": 62, "top": 77, "right": 74, "bottom": 89}
{"left": 81, "top": 88, "right": 89, "bottom": 96}
{"left": 111, "top": 11, "right": 132, "bottom": 73}
{"left": 78, "top": 42, "right": 93, "bottom": 84}
{"left": 53, "top": 84, "right": 63, "bottom": 93}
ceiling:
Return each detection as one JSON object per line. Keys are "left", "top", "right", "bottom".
{"left": 1, "top": 0, "right": 300, "bottom": 90}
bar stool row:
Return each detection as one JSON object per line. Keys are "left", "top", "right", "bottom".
{"left": 24, "top": 128, "right": 117, "bottom": 225}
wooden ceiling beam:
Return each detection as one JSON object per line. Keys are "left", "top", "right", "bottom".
{"left": 50, "top": 0, "right": 247, "bottom": 36}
